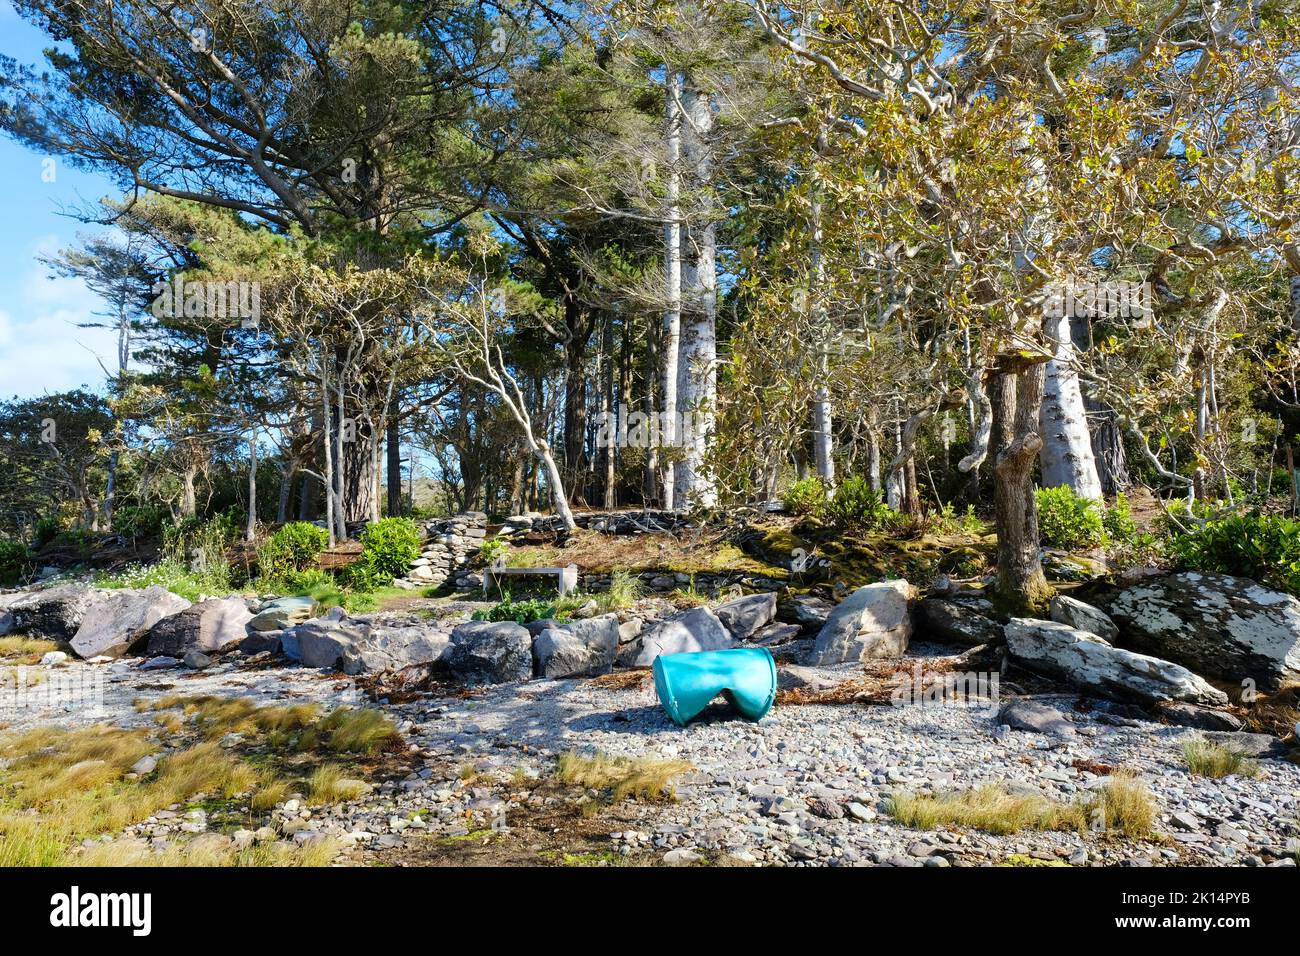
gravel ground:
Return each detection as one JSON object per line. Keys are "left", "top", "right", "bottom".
{"left": 5, "top": 644, "right": 1297, "bottom": 867}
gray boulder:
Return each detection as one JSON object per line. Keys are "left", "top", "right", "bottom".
{"left": 1198, "top": 730, "right": 1290, "bottom": 760}
{"left": 997, "top": 698, "right": 1076, "bottom": 736}
{"left": 632, "top": 607, "right": 735, "bottom": 666}
{"left": 751, "top": 622, "right": 803, "bottom": 646}
{"left": 532, "top": 614, "right": 619, "bottom": 678}
{"left": 916, "top": 595, "right": 1003, "bottom": 646}
{"left": 290, "top": 616, "right": 369, "bottom": 669}
{"left": 1005, "top": 617, "right": 1228, "bottom": 706}
{"left": 778, "top": 595, "right": 834, "bottom": 629}
{"left": 715, "top": 592, "right": 777, "bottom": 640}
{"left": 1049, "top": 594, "right": 1119, "bottom": 643}
{"left": 1155, "top": 701, "right": 1246, "bottom": 732}
{"left": 340, "top": 625, "right": 452, "bottom": 676}
{"left": 239, "top": 630, "right": 282, "bottom": 655}
{"left": 447, "top": 620, "right": 534, "bottom": 684}
{"left": 145, "top": 596, "right": 253, "bottom": 658}
{"left": 806, "top": 580, "right": 912, "bottom": 665}
{"left": 0, "top": 584, "right": 96, "bottom": 640}
{"left": 70, "top": 586, "right": 191, "bottom": 659}
{"left": 1104, "top": 572, "right": 1300, "bottom": 691}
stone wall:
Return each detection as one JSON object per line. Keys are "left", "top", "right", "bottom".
{"left": 396, "top": 512, "right": 487, "bottom": 591}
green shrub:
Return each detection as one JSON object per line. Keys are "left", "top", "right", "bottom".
{"left": 827, "top": 476, "right": 893, "bottom": 530}
{"left": 784, "top": 477, "right": 829, "bottom": 516}
{"left": 259, "top": 522, "right": 329, "bottom": 580}
{"left": 472, "top": 592, "right": 556, "bottom": 624}
{"left": 0, "top": 539, "right": 33, "bottom": 586}
{"left": 1035, "top": 485, "right": 1105, "bottom": 549}
{"left": 1170, "top": 511, "right": 1300, "bottom": 595}
{"left": 478, "top": 538, "right": 510, "bottom": 565}
{"left": 112, "top": 505, "right": 167, "bottom": 540}
{"left": 32, "top": 516, "right": 61, "bottom": 549}
{"left": 1102, "top": 492, "right": 1138, "bottom": 544}
{"left": 348, "top": 517, "right": 421, "bottom": 591}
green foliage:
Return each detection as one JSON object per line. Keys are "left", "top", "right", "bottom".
{"left": 0, "top": 539, "right": 33, "bottom": 585}
{"left": 1169, "top": 511, "right": 1300, "bottom": 595}
{"left": 112, "top": 505, "right": 167, "bottom": 540}
{"left": 95, "top": 558, "right": 230, "bottom": 603}
{"left": 551, "top": 570, "right": 645, "bottom": 618}
{"left": 1035, "top": 485, "right": 1105, "bottom": 549}
{"left": 347, "top": 517, "right": 421, "bottom": 591}
{"left": 1101, "top": 492, "right": 1138, "bottom": 543}
{"left": 826, "top": 476, "right": 894, "bottom": 530}
{"left": 478, "top": 538, "right": 510, "bottom": 565}
{"left": 32, "top": 516, "right": 61, "bottom": 549}
{"left": 472, "top": 591, "right": 556, "bottom": 624}
{"left": 48, "top": 527, "right": 94, "bottom": 558}
{"left": 936, "top": 502, "right": 987, "bottom": 535}
{"left": 258, "top": 522, "right": 329, "bottom": 580}
{"left": 783, "top": 477, "right": 829, "bottom": 516}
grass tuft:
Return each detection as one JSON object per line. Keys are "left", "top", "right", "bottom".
{"left": 887, "top": 785, "right": 1085, "bottom": 835}
{"left": 1181, "top": 737, "right": 1262, "bottom": 779}
{"left": 554, "top": 751, "right": 693, "bottom": 803}
{"left": 0, "top": 637, "right": 61, "bottom": 664}
{"left": 887, "top": 772, "right": 1157, "bottom": 840}
{"left": 306, "top": 765, "right": 369, "bottom": 804}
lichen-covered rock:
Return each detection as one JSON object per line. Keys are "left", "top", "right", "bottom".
{"left": 915, "top": 595, "right": 1002, "bottom": 646}
{"left": 532, "top": 614, "right": 619, "bottom": 678}
{"left": 1104, "top": 572, "right": 1300, "bottom": 691}
{"left": 632, "top": 607, "right": 735, "bottom": 665}
{"left": 1005, "top": 617, "right": 1228, "bottom": 706}
{"left": 145, "top": 596, "right": 253, "bottom": 658}
{"left": 447, "top": 620, "right": 533, "bottom": 684}
{"left": 715, "top": 592, "right": 777, "bottom": 640}
{"left": 1049, "top": 594, "right": 1119, "bottom": 643}
{"left": 806, "top": 580, "right": 912, "bottom": 665}
{"left": 248, "top": 595, "right": 319, "bottom": 631}
{"left": 70, "top": 586, "right": 191, "bottom": 658}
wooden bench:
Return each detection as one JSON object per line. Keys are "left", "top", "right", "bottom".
{"left": 483, "top": 561, "right": 579, "bottom": 598}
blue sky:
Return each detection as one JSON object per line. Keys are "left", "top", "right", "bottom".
{"left": 0, "top": 1, "right": 122, "bottom": 401}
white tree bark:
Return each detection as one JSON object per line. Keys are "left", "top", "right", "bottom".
{"left": 673, "top": 80, "right": 718, "bottom": 508}
{"left": 809, "top": 125, "right": 834, "bottom": 486}
{"left": 1039, "top": 310, "right": 1103, "bottom": 499}
{"left": 661, "top": 72, "right": 683, "bottom": 509}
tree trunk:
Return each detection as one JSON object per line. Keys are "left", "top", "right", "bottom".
{"left": 277, "top": 457, "right": 297, "bottom": 524}
{"left": 562, "top": 294, "right": 593, "bottom": 506}
{"left": 601, "top": 319, "right": 617, "bottom": 509}
{"left": 181, "top": 462, "right": 198, "bottom": 518}
{"left": 660, "top": 72, "right": 683, "bottom": 509}
{"left": 809, "top": 126, "right": 834, "bottom": 486}
{"left": 245, "top": 433, "right": 258, "bottom": 542}
{"left": 673, "top": 81, "right": 718, "bottom": 509}
{"left": 386, "top": 418, "right": 403, "bottom": 517}
{"left": 297, "top": 473, "right": 316, "bottom": 521}
{"left": 992, "top": 363, "right": 1052, "bottom": 614}
{"left": 1039, "top": 311, "right": 1103, "bottom": 498}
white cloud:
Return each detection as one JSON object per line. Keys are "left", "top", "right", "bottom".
{"left": 0, "top": 237, "right": 121, "bottom": 400}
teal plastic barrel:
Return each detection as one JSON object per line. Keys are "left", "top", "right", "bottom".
{"left": 652, "top": 647, "right": 777, "bottom": 726}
